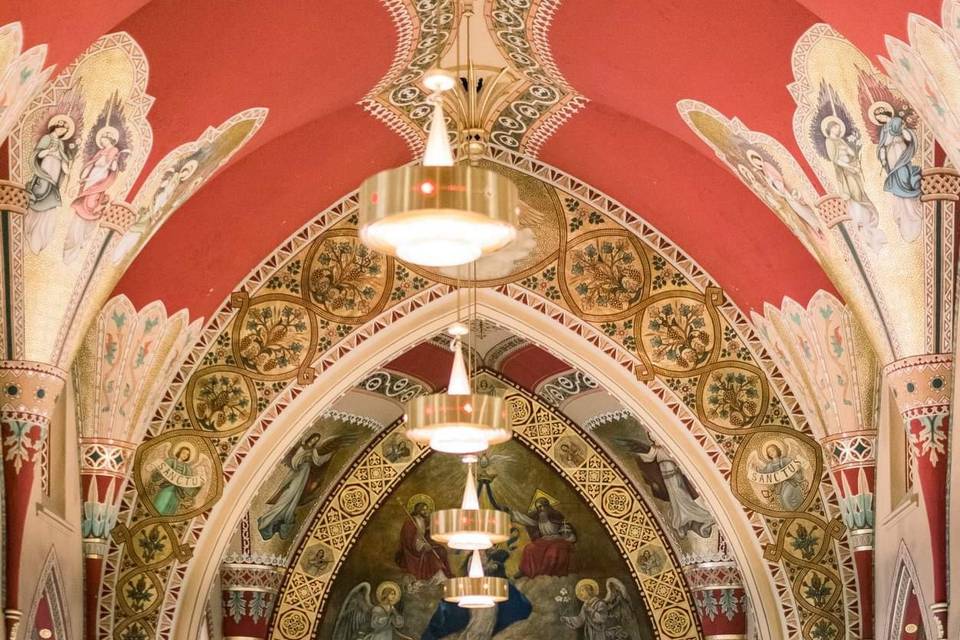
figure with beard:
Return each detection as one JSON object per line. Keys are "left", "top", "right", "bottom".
{"left": 510, "top": 493, "right": 576, "bottom": 578}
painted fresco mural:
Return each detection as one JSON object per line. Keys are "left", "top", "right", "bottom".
{"left": 272, "top": 374, "right": 694, "bottom": 640}
{"left": 105, "top": 148, "right": 849, "bottom": 640}
{"left": 318, "top": 438, "right": 654, "bottom": 640}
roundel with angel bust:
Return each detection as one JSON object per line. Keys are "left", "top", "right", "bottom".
{"left": 317, "top": 439, "right": 656, "bottom": 640}
{"left": 732, "top": 431, "right": 821, "bottom": 515}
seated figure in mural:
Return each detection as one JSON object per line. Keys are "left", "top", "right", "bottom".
{"left": 510, "top": 493, "right": 576, "bottom": 578}
{"left": 395, "top": 495, "right": 451, "bottom": 581}
{"left": 148, "top": 442, "right": 205, "bottom": 516}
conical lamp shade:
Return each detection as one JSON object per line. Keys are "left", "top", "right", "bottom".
{"left": 461, "top": 464, "right": 480, "bottom": 510}
{"left": 423, "top": 100, "right": 454, "bottom": 167}
{"left": 448, "top": 341, "right": 471, "bottom": 396}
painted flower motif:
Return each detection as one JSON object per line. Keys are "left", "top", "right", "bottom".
{"left": 309, "top": 239, "right": 382, "bottom": 315}
{"left": 706, "top": 370, "right": 760, "bottom": 427}
{"left": 645, "top": 302, "right": 710, "bottom": 369}
{"left": 569, "top": 239, "right": 645, "bottom": 311}
{"left": 788, "top": 522, "right": 820, "bottom": 560}
{"left": 238, "top": 303, "right": 309, "bottom": 373}
{"left": 194, "top": 374, "right": 251, "bottom": 431}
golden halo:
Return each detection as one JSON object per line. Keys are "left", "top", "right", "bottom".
{"left": 868, "top": 100, "right": 895, "bottom": 126}
{"left": 376, "top": 580, "right": 402, "bottom": 604}
{"left": 47, "top": 114, "right": 76, "bottom": 140}
{"left": 527, "top": 489, "right": 559, "bottom": 512}
{"left": 820, "top": 115, "right": 845, "bottom": 138}
{"left": 179, "top": 159, "right": 200, "bottom": 180}
{"left": 745, "top": 149, "right": 764, "bottom": 168}
{"left": 169, "top": 440, "right": 199, "bottom": 462}
{"left": 575, "top": 578, "right": 600, "bottom": 602}
{"left": 406, "top": 493, "right": 434, "bottom": 514}
{"left": 759, "top": 438, "right": 785, "bottom": 461}
{"left": 96, "top": 126, "right": 120, "bottom": 147}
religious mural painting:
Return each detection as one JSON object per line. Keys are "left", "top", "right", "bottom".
{"left": 274, "top": 374, "right": 694, "bottom": 640}
{"left": 105, "top": 150, "right": 848, "bottom": 640}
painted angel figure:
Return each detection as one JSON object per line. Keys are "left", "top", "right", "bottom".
{"left": 614, "top": 436, "right": 714, "bottom": 539}
{"left": 147, "top": 441, "right": 209, "bottom": 516}
{"left": 111, "top": 154, "right": 202, "bottom": 264}
{"left": 742, "top": 147, "right": 822, "bottom": 235}
{"left": 64, "top": 93, "right": 132, "bottom": 263}
{"left": 811, "top": 81, "right": 886, "bottom": 252}
{"left": 332, "top": 581, "right": 411, "bottom": 640}
{"left": 562, "top": 578, "right": 639, "bottom": 640}
{"left": 746, "top": 440, "right": 809, "bottom": 512}
{"left": 24, "top": 111, "right": 81, "bottom": 254}
{"left": 257, "top": 430, "right": 361, "bottom": 540}
{"left": 858, "top": 71, "right": 923, "bottom": 242}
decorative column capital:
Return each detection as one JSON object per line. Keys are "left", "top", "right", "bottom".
{"left": 221, "top": 561, "right": 285, "bottom": 640}
{"left": 920, "top": 167, "right": 960, "bottom": 202}
{"left": 884, "top": 354, "right": 953, "bottom": 419}
{"left": 815, "top": 195, "right": 850, "bottom": 228}
{"left": 0, "top": 181, "right": 28, "bottom": 215}
{"left": 682, "top": 557, "right": 747, "bottom": 640}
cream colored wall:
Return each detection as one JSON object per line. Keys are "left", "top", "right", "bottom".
{"left": 18, "top": 371, "right": 84, "bottom": 640}
{"left": 873, "top": 381, "right": 932, "bottom": 640}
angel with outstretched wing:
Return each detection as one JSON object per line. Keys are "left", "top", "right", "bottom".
{"left": 746, "top": 439, "right": 809, "bottom": 512}
{"left": 810, "top": 79, "right": 885, "bottom": 252}
{"left": 332, "top": 581, "right": 409, "bottom": 640}
{"left": 857, "top": 68, "right": 923, "bottom": 242}
{"left": 562, "top": 577, "right": 641, "bottom": 639}
{"left": 614, "top": 436, "right": 714, "bottom": 539}
{"left": 257, "top": 430, "right": 362, "bottom": 540}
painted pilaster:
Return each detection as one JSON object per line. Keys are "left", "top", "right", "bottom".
{"left": 220, "top": 562, "right": 284, "bottom": 640}
{"left": 884, "top": 354, "right": 952, "bottom": 639}
{"left": 0, "top": 362, "right": 65, "bottom": 639}
{"left": 682, "top": 557, "right": 748, "bottom": 640}
{"left": 822, "top": 431, "right": 877, "bottom": 637}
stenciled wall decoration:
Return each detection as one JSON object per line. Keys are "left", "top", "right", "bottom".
{"left": 101, "top": 147, "right": 853, "bottom": 640}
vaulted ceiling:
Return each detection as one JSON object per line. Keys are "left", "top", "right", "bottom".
{"left": 2, "top": 0, "right": 942, "bottom": 319}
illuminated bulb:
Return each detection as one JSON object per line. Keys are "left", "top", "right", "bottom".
{"left": 447, "top": 339, "right": 471, "bottom": 396}
{"left": 447, "top": 322, "right": 469, "bottom": 337}
{"left": 458, "top": 551, "right": 496, "bottom": 609}
{"left": 423, "top": 99, "right": 454, "bottom": 167}
{"left": 423, "top": 68, "right": 457, "bottom": 93}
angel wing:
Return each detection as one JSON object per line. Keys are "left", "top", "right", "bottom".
{"left": 746, "top": 449, "right": 762, "bottom": 476}
{"left": 856, "top": 68, "right": 919, "bottom": 144}
{"left": 314, "top": 431, "right": 364, "bottom": 457}
{"left": 610, "top": 435, "right": 653, "bottom": 456}
{"left": 604, "top": 578, "right": 634, "bottom": 624}
{"left": 331, "top": 582, "right": 373, "bottom": 640}
{"left": 810, "top": 80, "right": 860, "bottom": 161}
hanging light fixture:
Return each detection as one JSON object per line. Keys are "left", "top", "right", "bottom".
{"left": 444, "top": 549, "right": 508, "bottom": 609}
{"left": 358, "top": 2, "right": 519, "bottom": 268}
{"left": 431, "top": 456, "right": 510, "bottom": 549}
{"left": 403, "top": 331, "right": 511, "bottom": 453}
{"left": 404, "top": 267, "right": 512, "bottom": 453}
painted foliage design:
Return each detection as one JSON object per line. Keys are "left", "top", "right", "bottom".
{"left": 106, "top": 152, "right": 844, "bottom": 640}
{"left": 276, "top": 375, "right": 686, "bottom": 640}
{"left": 0, "top": 22, "right": 52, "bottom": 148}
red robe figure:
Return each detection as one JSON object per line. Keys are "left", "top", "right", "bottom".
{"left": 64, "top": 126, "right": 122, "bottom": 262}
{"left": 512, "top": 497, "right": 576, "bottom": 577}
{"left": 396, "top": 498, "right": 451, "bottom": 581}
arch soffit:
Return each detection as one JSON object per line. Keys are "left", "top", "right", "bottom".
{"left": 170, "top": 290, "right": 787, "bottom": 640}
{"left": 113, "top": 148, "right": 842, "bottom": 640}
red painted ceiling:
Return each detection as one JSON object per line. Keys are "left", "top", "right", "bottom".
{"left": 2, "top": 0, "right": 943, "bottom": 319}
